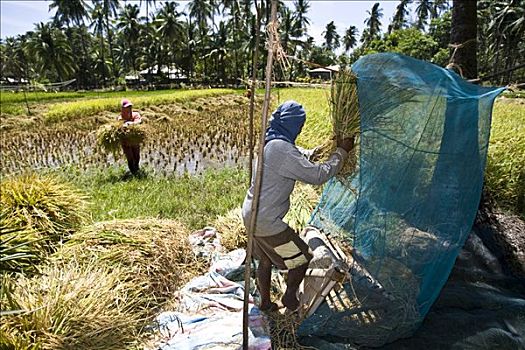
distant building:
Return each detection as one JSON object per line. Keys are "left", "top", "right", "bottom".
{"left": 308, "top": 65, "right": 340, "bottom": 80}
{"left": 137, "top": 65, "right": 187, "bottom": 82}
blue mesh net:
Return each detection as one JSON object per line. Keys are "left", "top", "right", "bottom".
{"left": 300, "top": 53, "right": 505, "bottom": 347}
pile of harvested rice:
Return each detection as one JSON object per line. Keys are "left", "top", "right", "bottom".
{"left": 96, "top": 121, "right": 148, "bottom": 154}
{"left": 214, "top": 208, "right": 247, "bottom": 251}
{"left": 0, "top": 259, "right": 143, "bottom": 350}
{"left": 56, "top": 219, "right": 205, "bottom": 304}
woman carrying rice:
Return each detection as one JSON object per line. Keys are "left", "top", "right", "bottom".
{"left": 118, "top": 98, "right": 142, "bottom": 175}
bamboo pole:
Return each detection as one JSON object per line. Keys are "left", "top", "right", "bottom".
{"left": 248, "top": 0, "right": 263, "bottom": 186}
{"left": 242, "top": 1, "right": 278, "bottom": 349}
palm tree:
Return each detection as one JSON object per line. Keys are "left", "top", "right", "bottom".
{"left": 140, "top": 0, "right": 157, "bottom": 81}
{"left": 89, "top": 3, "right": 108, "bottom": 84}
{"left": 223, "top": 0, "right": 242, "bottom": 81}
{"left": 488, "top": 0, "right": 525, "bottom": 83}
{"left": 293, "top": 0, "right": 311, "bottom": 37}
{"left": 343, "top": 26, "right": 358, "bottom": 52}
{"left": 204, "top": 20, "right": 229, "bottom": 82}
{"left": 1, "top": 36, "right": 30, "bottom": 82}
{"left": 431, "top": 0, "right": 449, "bottom": 19}
{"left": 48, "top": 0, "right": 90, "bottom": 87}
{"left": 415, "top": 0, "right": 432, "bottom": 30}
{"left": 187, "top": 0, "right": 213, "bottom": 77}
{"left": 117, "top": 4, "right": 141, "bottom": 73}
{"left": 364, "top": 3, "right": 383, "bottom": 45}
{"left": 278, "top": 6, "right": 303, "bottom": 80}
{"left": 156, "top": 1, "right": 184, "bottom": 76}
{"left": 389, "top": 0, "right": 412, "bottom": 34}
{"left": 323, "top": 21, "right": 340, "bottom": 51}
{"left": 450, "top": 0, "right": 477, "bottom": 79}
{"left": 27, "top": 22, "right": 76, "bottom": 81}
{"left": 94, "top": 0, "right": 120, "bottom": 80}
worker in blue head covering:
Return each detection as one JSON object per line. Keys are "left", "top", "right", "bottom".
{"left": 242, "top": 100, "right": 353, "bottom": 313}
{"left": 265, "top": 100, "right": 306, "bottom": 144}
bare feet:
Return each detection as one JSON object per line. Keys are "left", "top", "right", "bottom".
{"left": 281, "top": 290, "right": 299, "bottom": 311}
{"left": 259, "top": 301, "right": 280, "bottom": 313}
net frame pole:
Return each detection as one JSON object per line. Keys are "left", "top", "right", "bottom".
{"left": 242, "top": 1, "right": 278, "bottom": 349}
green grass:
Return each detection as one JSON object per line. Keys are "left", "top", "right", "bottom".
{"left": 275, "top": 87, "right": 333, "bottom": 149}
{"left": 486, "top": 99, "right": 525, "bottom": 215}
{"left": 49, "top": 166, "right": 248, "bottom": 230}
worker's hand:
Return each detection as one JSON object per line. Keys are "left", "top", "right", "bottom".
{"left": 123, "top": 121, "right": 133, "bottom": 127}
{"left": 337, "top": 136, "right": 354, "bottom": 152}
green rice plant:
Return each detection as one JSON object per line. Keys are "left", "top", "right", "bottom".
{"left": 96, "top": 121, "right": 149, "bottom": 154}
{"left": 0, "top": 173, "right": 89, "bottom": 251}
{"left": 0, "top": 258, "right": 145, "bottom": 350}
{"left": 56, "top": 219, "right": 205, "bottom": 304}
{"left": 44, "top": 89, "right": 236, "bottom": 123}
{"left": 0, "top": 213, "right": 41, "bottom": 274}
{"left": 485, "top": 99, "right": 525, "bottom": 216}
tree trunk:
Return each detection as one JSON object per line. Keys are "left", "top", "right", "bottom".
{"left": 450, "top": 0, "right": 477, "bottom": 79}
{"left": 105, "top": 12, "right": 118, "bottom": 82}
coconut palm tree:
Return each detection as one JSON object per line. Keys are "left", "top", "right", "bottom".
{"left": 187, "top": 0, "right": 214, "bottom": 77}
{"left": 156, "top": 1, "right": 185, "bottom": 76}
{"left": 343, "top": 26, "right": 358, "bottom": 52}
{"left": 140, "top": 0, "right": 157, "bottom": 80}
{"left": 293, "top": 0, "right": 311, "bottom": 37}
{"left": 223, "top": 0, "right": 242, "bottom": 81}
{"left": 26, "top": 22, "right": 76, "bottom": 81}
{"left": 415, "top": 0, "right": 432, "bottom": 30}
{"left": 389, "top": 0, "right": 412, "bottom": 34}
{"left": 93, "top": 0, "right": 120, "bottom": 80}
{"left": 204, "top": 20, "right": 229, "bottom": 82}
{"left": 117, "top": 4, "right": 141, "bottom": 73}
{"left": 450, "top": 0, "right": 477, "bottom": 79}
{"left": 431, "top": 0, "right": 449, "bottom": 19}
{"left": 487, "top": 0, "right": 525, "bottom": 83}
{"left": 1, "top": 36, "right": 30, "bottom": 82}
{"left": 364, "top": 3, "right": 383, "bottom": 45}
{"left": 89, "top": 3, "right": 109, "bottom": 84}
{"left": 48, "top": 0, "right": 90, "bottom": 87}
{"left": 323, "top": 21, "right": 340, "bottom": 51}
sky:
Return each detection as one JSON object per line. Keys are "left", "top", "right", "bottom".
{"left": 1, "top": 1, "right": 408, "bottom": 49}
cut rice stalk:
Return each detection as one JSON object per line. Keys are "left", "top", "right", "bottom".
{"left": 96, "top": 121, "right": 149, "bottom": 154}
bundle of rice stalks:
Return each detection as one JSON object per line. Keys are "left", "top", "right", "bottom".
{"left": 0, "top": 214, "right": 40, "bottom": 274}
{"left": 214, "top": 208, "right": 247, "bottom": 251}
{"left": 331, "top": 70, "right": 360, "bottom": 140}
{"left": 56, "top": 219, "right": 205, "bottom": 304}
{"left": 284, "top": 183, "right": 320, "bottom": 233}
{"left": 0, "top": 173, "right": 88, "bottom": 253}
{"left": 96, "top": 121, "right": 148, "bottom": 154}
{"left": 0, "top": 259, "right": 144, "bottom": 350}
{"left": 309, "top": 70, "right": 361, "bottom": 182}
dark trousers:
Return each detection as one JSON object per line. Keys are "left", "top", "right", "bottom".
{"left": 122, "top": 143, "right": 140, "bottom": 174}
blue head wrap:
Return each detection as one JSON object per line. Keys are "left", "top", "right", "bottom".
{"left": 265, "top": 100, "right": 306, "bottom": 144}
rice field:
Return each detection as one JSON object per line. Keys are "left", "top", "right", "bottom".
{"left": 1, "top": 93, "right": 262, "bottom": 176}
{"left": 1, "top": 87, "right": 523, "bottom": 349}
